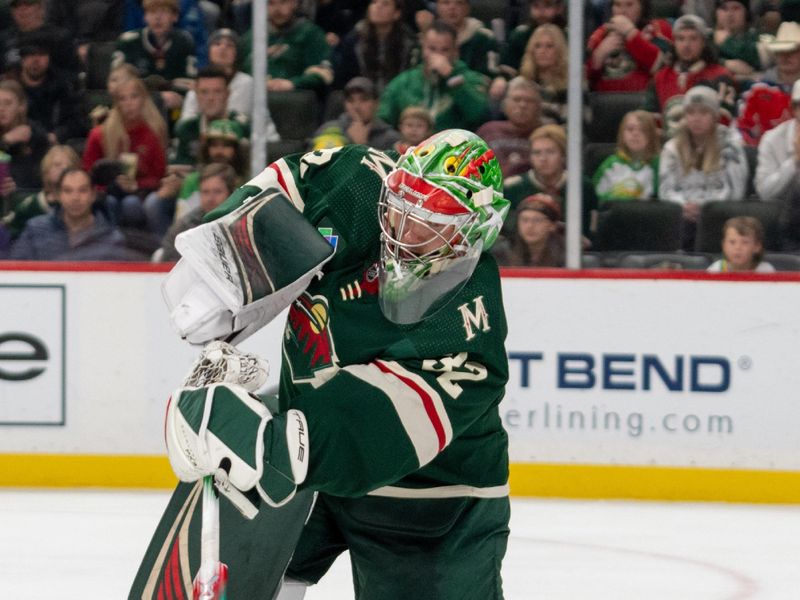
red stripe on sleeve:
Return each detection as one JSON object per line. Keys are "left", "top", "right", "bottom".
{"left": 374, "top": 360, "right": 447, "bottom": 452}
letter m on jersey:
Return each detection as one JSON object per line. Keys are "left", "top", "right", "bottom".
{"left": 458, "top": 296, "right": 491, "bottom": 341}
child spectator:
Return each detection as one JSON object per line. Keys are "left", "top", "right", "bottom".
{"left": 0, "top": 79, "right": 49, "bottom": 191}
{"left": 586, "top": 0, "right": 673, "bottom": 92}
{"left": 707, "top": 215, "right": 775, "bottom": 272}
{"left": 491, "top": 193, "right": 565, "bottom": 267}
{"left": 2, "top": 144, "right": 80, "bottom": 240}
{"left": 593, "top": 109, "right": 660, "bottom": 201}
{"left": 82, "top": 76, "right": 168, "bottom": 228}
{"left": 333, "top": 0, "right": 418, "bottom": 93}
{"left": 659, "top": 85, "right": 748, "bottom": 249}
{"left": 311, "top": 76, "right": 399, "bottom": 151}
{"left": 113, "top": 0, "right": 197, "bottom": 113}
{"left": 392, "top": 106, "right": 433, "bottom": 154}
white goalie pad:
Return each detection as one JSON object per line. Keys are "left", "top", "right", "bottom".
{"left": 163, "top": 186, "right": 335, "bottom": 345}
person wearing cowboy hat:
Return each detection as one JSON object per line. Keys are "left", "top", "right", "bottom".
{"left": 737, "top": 21, "right": 800, "bottom": 146}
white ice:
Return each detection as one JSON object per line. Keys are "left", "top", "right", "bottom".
{"left": 1, "top": 489, "right": 799, "bottom": 599}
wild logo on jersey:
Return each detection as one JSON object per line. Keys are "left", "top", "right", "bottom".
{"left": 285, "top": 292, "right": 339, "bottom": 386}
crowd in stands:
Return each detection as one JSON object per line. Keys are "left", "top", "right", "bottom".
{"left": 1, "top": 0, "right": 800, "bottom": 272}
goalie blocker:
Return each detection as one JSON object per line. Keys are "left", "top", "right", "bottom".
{"left": 163, "top": 185, "right": 336, "bottom": 346}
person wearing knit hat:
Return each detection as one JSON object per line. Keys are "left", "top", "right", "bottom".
{"left": 712, "top": 0, "right": 770, "bottom": 76}
{"left": 491, "top": 193, "right": 566, "bottom": 267}
{"left": 646, "top": 12, "right": 734, "bottom": 138}
{"left": 659, "top": 84, "right": 748, "bottom": 250}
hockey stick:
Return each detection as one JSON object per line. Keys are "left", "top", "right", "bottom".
{"left": 182, "top": 342, "right": 270, "bottom": 600}
{"left": 192, "top": 475, "right": 229, "bottom": 599}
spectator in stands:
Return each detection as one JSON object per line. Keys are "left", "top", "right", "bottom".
{"left": 491, "top": 193, "right": 565, "bottom": 267}
{"left": 498, "top": 0, "right": 566, "bottom": 82}
{"left": 180, "top": 28, "right": 257, "bottom": 121}
{"left": 0, "top": 79, "right": 48, "bottom": 190}
{"left": 392, "top": 105, "right": 433, "bottom": 154}
{"left": 9, "top": 167, "right": 138, "bottom": 260}
{"left": 46, "top": 0, "right": 123, "bottom": 66}
{"left": 377, "top": 20, "right": 490, "bottom": 131}
{"left": 157, "top": 162, "right": 236, "bottom": 261}
{"left": 2, "top": 144, "right": 80, "bottom": 240}
{"left": 646, "top": 15, "right": 734, "bottom": 137}
{"left": 514, "top": 24, "right": 571, "bottom": 125}
{"left": 593, "top": 109, "right": 660, "bottom": 201}
{"left": 113, "top": 0, "right": 198, "bottom": 114}
{"left": 173, "top": 66, "right": 250, "bottom": 165}
{"left": 0, "top": 0, "right": 81, "bottom": 77}
{"left": 707, "top": 215, "right": 775, "bottom": 272}
{"left": 477, "top": 77, "right": 542, "bottom": 177}
{"left": 240, "top": 0, "right": 333, "bottom": 93}
{"left": 150, "top": 117, "right": 248, "bottom": 234}
{"left": 6, "top": 31, "right": 88, "bottom": 145}
{"left": 82, "top": 75, "right": 168, "bottom": 211}
{"left": 713, "top": 0, "right": 772, "bottom": 79}
{"left": 311, "top": 76, "right": 399, "bottom": 150}
{"left": 712, "top": 0, "right": 769, "bottom": 78}
{"left": 434, "top": 0, "right": 498, "bottom": 77}
{"left": 755, "top": 79, "right": 800, "bottom": 250}
{"left": 586, "top": 0, "right": 673, "bottom": 92}
{"left": 659, "top": 85, "right": 748, "bottom": 249}
{"left": 332, "top": 0, "right": 418, "bottom": 93}
{"left": 504, "top": 123, "right": 597, "bottom": 239}
{"left": 124, "top": 0, "right": 210, "bottom": 68}
{"left": 736, "top": 21, "right": 800, "bottom": 146}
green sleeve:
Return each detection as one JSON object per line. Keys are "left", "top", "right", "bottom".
{"left": 445, "top": 65, "right": 490, "bottom": 130}
{"left": 377, "top": 75, "right": 404, "bottom": 128}
{"left": 171, "top": 120, "right": 197, "bottom": 165}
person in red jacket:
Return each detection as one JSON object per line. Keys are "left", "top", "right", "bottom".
{"left": 82, "top": 75, "right": 168, "bottom": 232}
{"left": 82, "top": 76, "right": 168, "bottom": 194}
{"left": 586, "top": 0, "right": 673, "bottom": 92}
{"left": 645, "top": 14, "right": 734, "bottom": 138}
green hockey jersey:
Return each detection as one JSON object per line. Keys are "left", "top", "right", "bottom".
{"left": 214, "top": 144, "right": 510, "bottom": 500}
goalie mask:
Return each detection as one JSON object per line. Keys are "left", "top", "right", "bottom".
{"left": 378, "top": 129, "right": 510, "bottom": 324}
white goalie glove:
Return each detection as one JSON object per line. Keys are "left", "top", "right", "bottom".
{"left": 162, "top": 184, "right": 335, "bottom": 346}
{"left": 165, "top": 341, "right": 309, "bottom": 508}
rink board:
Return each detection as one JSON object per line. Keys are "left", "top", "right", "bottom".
{"left": 2, "top": 262, "right": 800, "bottom": 502}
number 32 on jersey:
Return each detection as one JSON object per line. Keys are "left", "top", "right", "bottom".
{"left": 422, "top": 352, "right": 487, "bottom": 399}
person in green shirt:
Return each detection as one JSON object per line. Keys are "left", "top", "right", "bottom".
{"left": 435, "top": 0, "right": 499, "bottom": 77}
{"left": 377, "top": 20, "right": 490, "bottom": 132}
{"left": 713, "top": 0, "right": 770, "bottom": 78}
{"left": 239, "top": 0, "right": 333, "bottom": 92}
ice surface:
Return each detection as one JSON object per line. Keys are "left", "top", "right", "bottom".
{"left": 1, "top": 490, "right": 798, "bottom": 599}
